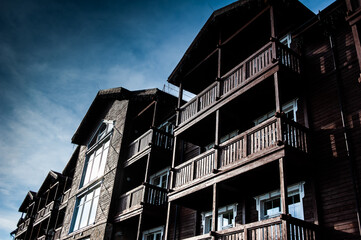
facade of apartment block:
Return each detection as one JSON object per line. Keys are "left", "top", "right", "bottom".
{"left": 12, "top": 0, "right": 361, "bottom": 239}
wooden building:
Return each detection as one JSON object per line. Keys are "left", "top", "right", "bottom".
{"left": 11, "top": 0, "right": 361, "bottom": 239}
{"left": 165, "top": 0, "right": 361, "bottom": 239}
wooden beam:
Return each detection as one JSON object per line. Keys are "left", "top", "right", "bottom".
{"left": 279, "top": 158, "right": 288, "bottom": 215}
{"left": 214, "top": 110, "right": 220, "bottom": 170}
{"left": 152, "top": 101, "right": 158, "bottom": 127}
{"left": 164, "top": 202, "right": 172, "bottom": 240}
{"left": 144, "top": 153, "right": 151, "bottom": 183}
{"left": 183, "top": 48, "right": 218, "bottom": 80}
{"left": 212, "top": 183, "right": 218, "bottom": 236}
{"left": 270, "top": 5, "right": 276, "bottom": 38}
{"left": 274, "top": 72, "right": 281, "bottom": 113}
{"left": 351, "top": 24, "right": 361, "bottom": 73}
{"left": 134, "top": 101, "right": 156, "bottom": 119}
{"left": 222, "top": 6, "right": 271, "bottom": 46}
{"left": 136, "top": 214, "right": 143, "bottom": 240}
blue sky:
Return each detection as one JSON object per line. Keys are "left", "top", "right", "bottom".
{"left": 0, "top": 0, "right": 335, "bottom": 238}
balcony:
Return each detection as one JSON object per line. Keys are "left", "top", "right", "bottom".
{"left": 33, "top": 201, "right": 55, "bottom": 225}
{"left": 59, "top": 189, "right": 70, "bottom": 209}
{"left": 181, "top": 215, "right": 318, "bottom": 240}
{"left": 115, "top": 183, "right": 168, "bottom": 222}
{"left": 15, "top": 218, "right": 31, "bottom": 237}
{"left": 125, "top": 128, "right": 174, "bottom": 166}
{"left": 178, "top": 41, "right": 301, "bottom": 126}
{"left": 172, "top": 116, "right": 308, "bottom": 190}
{"left": 53, "top": 227, "right": 62, "bottom": 240}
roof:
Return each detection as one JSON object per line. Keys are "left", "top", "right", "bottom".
{"left": 167, "top": 0, "right": 314, "bottom": 93}
{"left": 36, "top": 170, "right": 63, "bottom": 196}
{"left": 19, "top": 191, "right": 37, "bottom": 212}
{"left": 71, "top": 87, "right": 177, "bottom": 145}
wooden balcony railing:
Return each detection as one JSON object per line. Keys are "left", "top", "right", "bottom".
{"left": 34, "top": 201, "right": 55, "bottom": 223}
{"left": 181, "top": 215, "right": 318, "bottom": 240}
{"left": 15, "top": 218, "right": 31, "bottom": 237}
{"left": 53, "top": 227, "right": 62, "bottom": 240}
{"left": 179, "top": 41, "right": 301, "bottom": 125}
{"left": 173, "top": 116, "right": 308, "bottom": 189}
{"left": 117, "top": 183, "right": 168, "bottom": 214}
{"left": 60, "top": 189, "right": 71, "bottom": 206}
{"left": 37, "top": 235, "right": 46, "bottom": 240}
{"left": 126, "top": 128, "right": 174, "bottom": 160}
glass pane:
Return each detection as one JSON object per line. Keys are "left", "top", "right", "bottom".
{"left": 155, "top": 233, "right": 161, "bottom": 240}
{"left": 73, "top": 204, "right": 82, "bottom": 231}
{"left": 79, "top": 200, "right": 91, "bottom": 228}
{"left": 99, "top": 147, "right": 108, "bottom": 175}
{"left": 153, "top": 176, "right": 160, "bottom": 186}
{"left": 88, "top": 195, "right": 99, "bottom": 224}
{"left": 205, "top": 216, "right": 212, "bottom": 233}
{"left": 146, "top": 234, "right": 153, "bottom": 240}
{"left": 161, "top": 175, "right": 167, "bottom": 188}
{"left": 90, "top": 154, "right": 101, "bottom": 181}
{"left": 222, "top": 211, "right": 233, "bottom": 228}
{"left": 83, "top": 155, "right": 94, "bottom": 186}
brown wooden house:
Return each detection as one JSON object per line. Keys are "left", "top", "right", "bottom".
{"left": 164, "top": 0, "right": 361, "bottom": 239}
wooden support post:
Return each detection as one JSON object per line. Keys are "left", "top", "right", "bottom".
{"left": 242, "top": 198, "right": 246, "bottom": 225}
{"left": 279, "top": 158, "right": 288, "bottom": 215}
{"left": 217, "top": 33, "right": 222, "bottom": 98}
{"left": 144, "top": 153, "right": 151, "bottom": 183}
{"left": 214, "top": 110, "right": 220, "bottom": 171}
{"left": 169, "top": 136, "right": 178, "bottom": 190}
{"left": 176, "top": 83, "right": 183, "bottom": 126}
{"left": 274, "top": 72, "right": 281, "bottom": 113}
{"left": 270, "top": 5, "right": 276, "bottom": 39}
{"left": 136, "top": 214, "right": 143, "bottom": 240}
{"left": 212, "top": 183, "right": 219, "bottom": 237}
{"left": 279, "top": 157, "right": 289, "bottom": 240}
{"left": 164, "top": 202, "right": 172, "bottom": 240}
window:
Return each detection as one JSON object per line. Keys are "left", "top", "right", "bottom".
{"left": 81, "top": 139, "right": 110, "bottom": 187}
{"left": 150, "top": 168, "right": 169, "bottom": 189}
{"left": 254, "top": 182, "right": 305, "bottom": 221}
{"left": 280, "top": 34, "right": 292, "bottom": 48}
{"left": 253, "top": 99, "right": 298, "bottom": 125}
{"left": 142, "top": 226, "right": 163, "bottom": 240}
{"left": 71, "top": 185, "right": 100, "bottom": 232}
{"left": 202, "top": 204, "right": 237, "bottom": 233}
{"left": 81, "top": 120, "right": 114, "bottom": 188}
{"left": 88, "top": 120, "right": 114, "bottom": 148}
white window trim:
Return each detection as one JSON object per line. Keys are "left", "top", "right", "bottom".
{"left": 149, "top": 168, "right": 170, "bottom": 188}
{"left": 70, "top": 182, "right": 102, "bottom": 233}
{"left": 87, "top": 120, "right": 114, "bottom": 150}
{"left": 201, "top": 203, "right": 238, "bottom": 233}
{"left": 280, "top": 34, "right": 292, "bottom": 48}
{"left": 254, "top": 182, "right": 305, "bottom": 221}
{"left": 142, "top": 226, "right": 164, "bottom": 240}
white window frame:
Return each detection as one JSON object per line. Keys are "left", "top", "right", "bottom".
{"left": 201, "top": 204, "right": 237, "bottom": 233}
{"left": 70, "top": 183, "right": 101, "bottom": 232}
{"left": 280, "top": 34, "right": 292, "bottom": 48}
{"left": 253, "top": 99, "right": 298, "bottom": 125}
{"left": 149, "top": 168, "right": 169, "bottom": 189}
{"left": 88, "top": 120, "right": 114, "bottom": 149}
{"left": 80, "top": 120, "right": 114, "bottom": 188}
{"left": 254, "top": 182, "right": 305, "bottom": 221}
{"left": 142, "top": 226, "right": 164, "bottom": 240}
